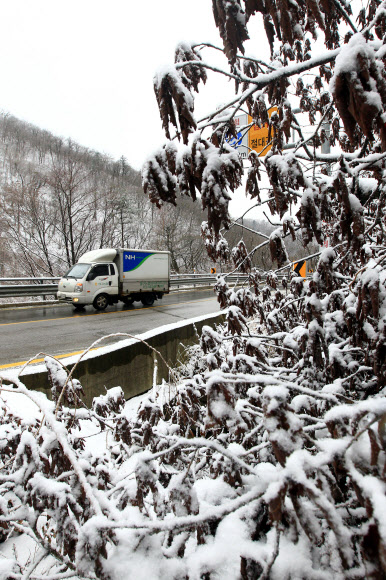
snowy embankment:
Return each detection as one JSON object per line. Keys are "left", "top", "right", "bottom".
{"left": 1, "top": 308, "right": 385, "bottom": 579}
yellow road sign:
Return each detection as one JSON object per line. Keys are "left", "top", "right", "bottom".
{"left": 248, "top": 107, "right": 278, "bottom": 156}
{"left": 293, "top": 260, "right": 306, "bottom": 278}
{"left": 211, "top": 267, "right": 216, "bottom": 274}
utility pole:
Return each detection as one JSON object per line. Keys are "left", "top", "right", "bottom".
{"left": 321, "top": 122, "right": 331, "bottom": 154}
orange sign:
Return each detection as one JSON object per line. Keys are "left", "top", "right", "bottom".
{"left": 248, "top": 107, "right": 278, "bottom": 156}
{"left": 293, "top": 260, "right": 306, "bottom": 278}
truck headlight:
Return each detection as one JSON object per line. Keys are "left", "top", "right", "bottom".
{"left": 74, "top": 283, "right": 83, "bottom": 293}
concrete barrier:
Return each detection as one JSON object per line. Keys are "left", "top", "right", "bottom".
{"left": 4, "top": 311, "right": 226, "bottom": 406}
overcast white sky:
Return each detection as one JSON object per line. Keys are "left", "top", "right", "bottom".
{"left": 0, "top": 0, "right": 270, "bottom": 218}
{"left": 0, "top": 0, "right": 227, "bottom": 167}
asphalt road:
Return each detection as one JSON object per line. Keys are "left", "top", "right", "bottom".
{"left": 0, "top": 288, "right": 220, "bottom": 369}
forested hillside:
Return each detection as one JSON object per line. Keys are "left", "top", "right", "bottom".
{"left": 0, "top": 112, "right": 313, "bottom": 279}
{"left": 0, "top": 113, "right": 210, "bottom": 277}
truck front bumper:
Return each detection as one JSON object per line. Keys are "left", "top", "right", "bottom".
{"left": 57, "top": 291, "right": 89, "bottom": 305}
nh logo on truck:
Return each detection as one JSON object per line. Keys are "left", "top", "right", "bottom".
{"left": 123, "top": 251, "right": 154, "bottom": 273}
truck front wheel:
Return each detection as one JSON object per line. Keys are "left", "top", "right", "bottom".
{"left": 93, "top": 293, "right": 109, "bottom": 311}
{"left": 141, "top": 293, "right": 155, "bottom": 307}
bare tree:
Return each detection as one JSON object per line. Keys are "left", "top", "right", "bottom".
{"left": 1, "top": 167, "right": 61, "bottom": 276}
{"left": 152, "top": 198, "right": 210, "bottom": 272}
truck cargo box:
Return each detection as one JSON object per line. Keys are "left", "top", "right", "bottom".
{"left": 117, "top": 249, "right": 170, "bottom": 293}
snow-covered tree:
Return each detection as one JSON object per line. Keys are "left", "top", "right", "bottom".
{"left": 141, "top": 1, "right": 386, "bottom": 576}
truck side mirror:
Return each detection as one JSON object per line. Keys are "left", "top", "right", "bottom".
{"left": 87, "top": 272, "right": 95, "bottom": 281}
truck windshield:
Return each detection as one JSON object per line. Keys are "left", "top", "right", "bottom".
{"left": 64, "top": 263, "right": 91, "bottom": 279}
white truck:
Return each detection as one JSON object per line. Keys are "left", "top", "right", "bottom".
{"left": 57, "top": 248, "right": 170, "bottom": 310}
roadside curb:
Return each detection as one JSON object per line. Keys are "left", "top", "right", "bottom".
{"left": 0, "top": 301, "right": 59, "bottom": 309}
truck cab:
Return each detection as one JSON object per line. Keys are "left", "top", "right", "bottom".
{"left": 57, "top": 248, "right": 170, "bottom": 311}
{"left": 58, "top": 260, "right": 118, "bottom": 310}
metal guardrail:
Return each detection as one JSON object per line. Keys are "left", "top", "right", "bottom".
{"left": 170, "top": 274, "right": 250, "bottom": 288}
{"left": 0, "top": 274, "right": 254, "bottom": 299}
{"left": 0, "top": 284, "right": 59, "bottom": 298}
{"left": 0, "top": 277, "right": 60, "bottom": 298}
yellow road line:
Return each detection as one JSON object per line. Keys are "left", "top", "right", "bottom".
{"left": 0, "top": 348, "right": 100, "bottom": 370}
